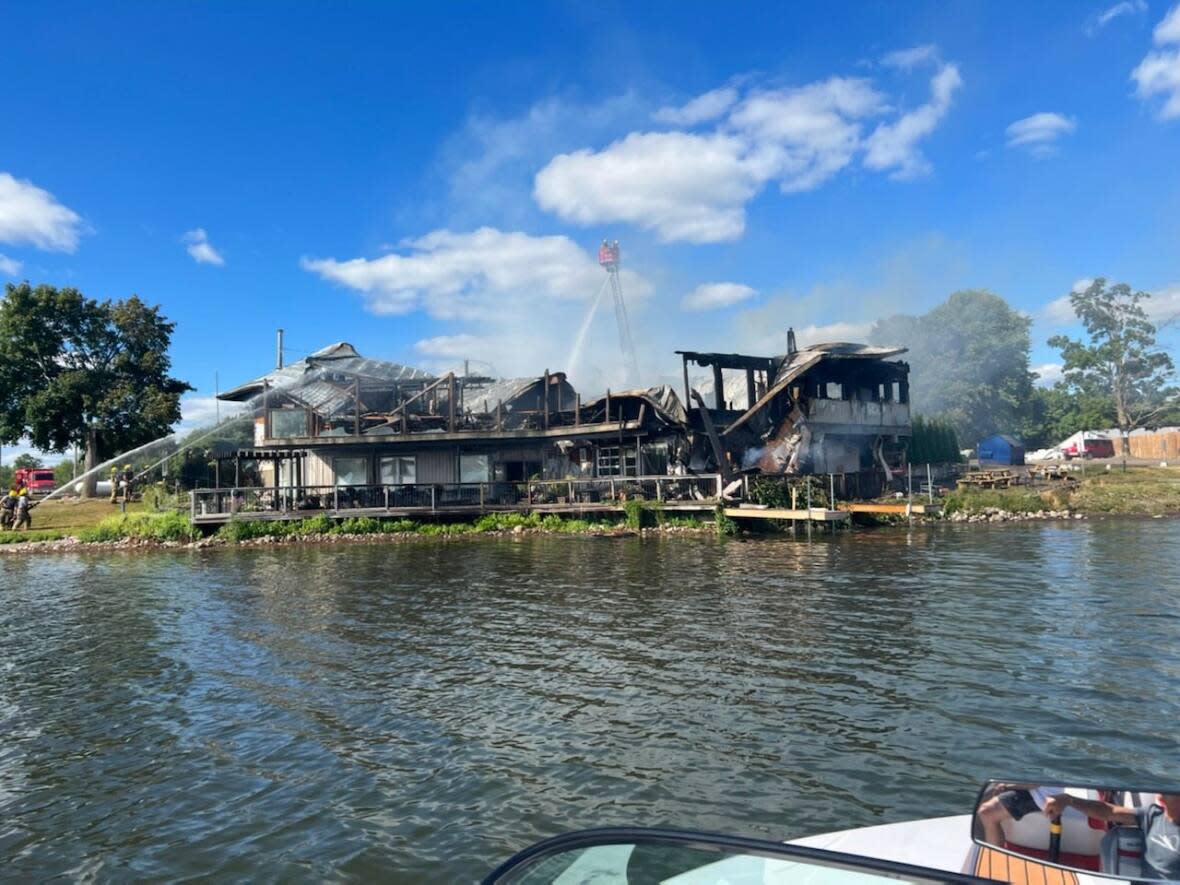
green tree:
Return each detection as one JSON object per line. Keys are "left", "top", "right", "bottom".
{"left": 1048, "top": 279, "right": 1176, "bottom": 455}
{"left": 0, "top": 283, "right": 191, "bottom": 495}
{"left": 12, "top": 453, "right": 42, "bottom": 469}
{"left": 1019, "top": 384, "right": 1117, "bottom": 450}
{"left": 871, "top": 290, "right": 1034, "bottom": 443}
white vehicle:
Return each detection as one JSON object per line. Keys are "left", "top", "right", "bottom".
{"left": 483, "top": 779, "right": 1179, "bottom": 884}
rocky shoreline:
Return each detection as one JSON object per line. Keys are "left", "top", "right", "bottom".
{"left": 0, "top": 522, "right": 714, "bottom": 555}
{"left": 943, "top": 508, "right": 1087, "bottom": 523}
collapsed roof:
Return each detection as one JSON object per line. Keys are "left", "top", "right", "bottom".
{"left": 218, "top": 342, "right": 434, "bottom": 403}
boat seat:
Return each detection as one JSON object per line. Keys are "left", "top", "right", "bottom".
{"left": 974, "top": 845, "right": 1079, "bottom": 885}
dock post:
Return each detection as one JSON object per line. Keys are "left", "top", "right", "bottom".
{"left": 907, "top": 463, "right": 913, "bottom": 526}
{"left": 926, "top": 463, "right": 933, "bottom": 504}
{"left": 806, "top": 481, "right": 812, "bottom": 539}
{"left": 479, "top": 483, "right": 485, "bottom": 510}
{"left": 384, "top": 485, "right": 390, "bottom": 511}
{"left": 431, "top": 485, "right": 436, "bottom": 512}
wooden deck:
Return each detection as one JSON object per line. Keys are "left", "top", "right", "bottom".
{"left": 837, "top": 502, "right": 942, "bottom": 516}
{"left": 724, "top": 506, "right": 849, "bottom": 523}
{"left": 974, "top": 846, "right": 1079, "bottom": 885}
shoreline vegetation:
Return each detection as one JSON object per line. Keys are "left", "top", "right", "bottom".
{"left": 3, "top": 468, "right": 1178, "bottom": 554}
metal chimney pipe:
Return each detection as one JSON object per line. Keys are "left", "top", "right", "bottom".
{"left": 276, "top": 329, "right": 284, "bottom": 369}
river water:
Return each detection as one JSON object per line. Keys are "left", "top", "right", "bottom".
{"left": 1, "top": 520, "right": 1178, "bottom": 881}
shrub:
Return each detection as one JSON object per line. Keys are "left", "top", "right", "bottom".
{"left": 337, "top": 516, "right": 382, "bottom": 535}
{"left": 297, "top": 514, "right": 334, "bottom": 535}
{"left": 77, "top": 512, "right": 199, "bottom": 543}
{"left": 381, "top": 518, "right": 417, "bottom": 533}
{"left": 714, "top": 505, "right": 739, "bottom": 536}
{"left": 623, "top": 499, "right": 655, "bottom": 529}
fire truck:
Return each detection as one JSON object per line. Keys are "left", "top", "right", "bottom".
{"left": 13, "top": 467, "right": 56, "bottom": 496}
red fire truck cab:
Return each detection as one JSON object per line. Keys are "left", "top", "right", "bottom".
{"left": 13, "top": 468, "right": 56, "bottom": 495}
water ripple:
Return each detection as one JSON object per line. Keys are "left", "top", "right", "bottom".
{"left": 1, "top": 520, "right": 1178, "bottom": 880}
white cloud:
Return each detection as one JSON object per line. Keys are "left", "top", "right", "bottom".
{"left": 1005, "top": 112, "right": 1078, "bottom": 154}
{"left": 864, "top": 63, "right": 962, "bottom": 178}
{"left": 176, "top": 394, "right": 244, "bottom": 430}
{"left": 1041, "top": 280, "right": 1180, "bottom": 327}
{"left": 1033, "top": 362, "right": 1064, "bottom": 387}
{"left": 0, "top": 172, "right": 83, "bottom": 252}
{"left": 1132, "top": 4, "right": 1180, "bottom": 119}
{"left": 413, "top": 333, "right": 489, "bottom": 358}
{"left": 1086, "top": 0, "right": 1147, "bottom": 34}
{"left": 1042, "top": 295, "right": 1077, "bottom": 325}
{"left": 728, "top": 77, "right": 889, "bottom": 191}
{"left": 0, "top": 254, "right": 21, "bottom": 276}
{"left": 533, "top": 65, "right": 961, "bottom": 243}
{"left": 182, "top": 228, "right": 225, "bottom": 266}
{"left": 535, "top": 131, "right": 757, "bottom": 243}
{"left": 681, "top": 282, "right": 757, "bottom": 312}
{"left": 654, "top": 87, "right": 739, "bottom": 125}
{"left": 1145, "top": 282, "right": 1180, "bottom": 325}
{"left": 441, "top": 92, "right": 646, "bottom": 226}
{"left": 795, "top": 321, "right": 874, "bottom": 345}
{"left": 1157, "top": 3, "right": 1180, "bottom": 42}
{"left": 880, "top": 44, "right": 940, "bottom": 70}
{"left": 304, "top": 228, "right": 663, "bottom": 386}
{"left": 302, "top": 226, "right": 651, "bottom": 320}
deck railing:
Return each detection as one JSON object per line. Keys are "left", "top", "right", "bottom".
{"left": 190, "top": 474, "right": 723, "bottom": 522}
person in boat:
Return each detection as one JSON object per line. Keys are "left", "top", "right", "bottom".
{"left": 977, "top": 783, "right": 1063, "bottom": 846}
{"left": 1043, "top": 791, "right": 1180, "bottom": 881}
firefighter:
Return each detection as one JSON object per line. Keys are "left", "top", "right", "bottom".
{"left": 109, "top": 466, "right": 120, "bottom": 503}
{"left": 121, "top": 465, "right": 134, "bottom": 501}
{"left": 12, "top": 490, "right": 31, "bottom": 531}
{"left": 0, "top": 490, "right": 16, "bottom": 530}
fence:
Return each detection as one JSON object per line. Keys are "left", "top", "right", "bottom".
{"left": 1127, "top": 430, "right": 1180, "bottom": 461}
{"left": 190, "top": 474, "right": 723, "bottom": 522}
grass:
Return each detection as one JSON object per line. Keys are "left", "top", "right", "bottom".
{"left": 943, "top": 466, "right": 1180, "bottom": 516}
{"left": 27, "top": 497, "right": 149, "bottom": 530}
{"left": 0, "top": 528, "right": 69, "bottom": 544}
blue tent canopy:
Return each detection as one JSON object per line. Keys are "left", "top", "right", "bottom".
{"left": 977, "top": 434, "right": 1025, "bottom": 466}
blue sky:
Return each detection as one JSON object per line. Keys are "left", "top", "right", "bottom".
{"left": 2, "top": 1, "right": 1179, "bottom": 461}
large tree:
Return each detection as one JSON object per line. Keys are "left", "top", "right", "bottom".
{"left": 1048, "top": 278, "right": 1176, "bottom": 455}
{"left": 0, "top": 283, "right": 191, "bottom": 495}
{"left": 870, "top": 289, "right": 1035, "bottom": 444}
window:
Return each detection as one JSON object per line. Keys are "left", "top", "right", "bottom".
{"left": 459, "top": 453, "right": 490, "bottom": 483}
{"left": 379, "top": 456, "right": 416, "bottom": 485}
{"left": 333, "top": 456, "right": 369, "bottom": 486}
{"left": 596, "top": 446, "right": 638, "bottom": 477}
{"left": 269, "top": 408, "right": 308, "bottom": 437}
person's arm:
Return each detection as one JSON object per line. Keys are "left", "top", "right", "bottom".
{"left": 1043, "top": 794, "right": 1137, "bottom": 825}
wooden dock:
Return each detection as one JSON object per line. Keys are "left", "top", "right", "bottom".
{"left": 837, "top": 502, "right": 942, "bottom": 516}
{"left": 724, "top": 506, "right": 849, "bottom": 522}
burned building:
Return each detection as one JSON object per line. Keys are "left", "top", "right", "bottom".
{"left": 205, "top": 331, "right": 910, "bottom": 522}
{"left": 678, "top": 335, "right": 911, "bottom": 491}
{"left": 216, "top": 342, "right": 689, "bottom": 490}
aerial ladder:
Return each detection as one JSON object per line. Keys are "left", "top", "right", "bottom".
{"left": 597, "top": 239, "right": 641, "bottom": 387}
